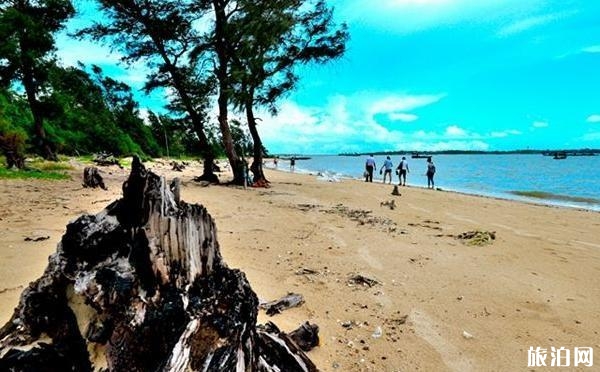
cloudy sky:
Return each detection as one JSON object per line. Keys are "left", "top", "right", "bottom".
{"left": 57, "top": 0, "right": 600, "bottom": 154}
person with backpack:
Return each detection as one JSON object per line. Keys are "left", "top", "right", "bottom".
{"left": 426, "top": 157, "right": 436, "bottom": 189}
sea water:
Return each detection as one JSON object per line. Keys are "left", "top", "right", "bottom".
{"left": 269, "top": 154, "right": 600, "bottom": 211}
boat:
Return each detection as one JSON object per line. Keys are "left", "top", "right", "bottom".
{"left": 553, "top": 152, "right": 567, "bottom": 160}
{"left": 411, "top": 153, "right": 432, "bottom": 159}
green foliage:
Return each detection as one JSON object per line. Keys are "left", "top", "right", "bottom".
{"left": 0, "top": 0, "right": 75, "bottom": 159}
{"left": 0, "top": 90, "right": 27, "bottom": 168}
{"left": 228, "top": 0, "right": 349, "bottom": 114}
{"left": 77, "top": 0, "right": 215, "bottom": 164}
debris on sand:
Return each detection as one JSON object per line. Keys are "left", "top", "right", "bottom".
{"left": 348, "top": 274, "right": 381, "bottom": 288}
{"left": 456, "top": 230, "right": 496, "bottom": 246}
{"left": 324, "top": 204, "right": 397, "bottom": 233}
{"left": 260, "top": 292, "right": 305, "bottom": 315}
{"left": 24, "top": 235, "right": 49, "bottom": 242}
{"left": 380, "top": 200, "right": 396, "bottom": 210}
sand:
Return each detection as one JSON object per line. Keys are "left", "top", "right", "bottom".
{"left": 1, "top": 159, "right": 599, "bottom": 371}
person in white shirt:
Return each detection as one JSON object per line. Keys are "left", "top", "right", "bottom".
{"left": 396, "top": 156, "right": 410, "bottom": 186}
{"left": 365, "top": 155, "right": 376, "bottom": 182}
{"left": 382, "top": 156, "right": 393, "bottom": 184}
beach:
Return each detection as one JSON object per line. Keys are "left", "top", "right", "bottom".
{"left": 1, "top": 160, "right": 599, "bottom": 371}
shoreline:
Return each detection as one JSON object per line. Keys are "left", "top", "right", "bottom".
{"left": 2, "top": 160, "right": 600, "bottom": 371}
{"left": 266, "top": 163, "right": 600, "bottom": 214}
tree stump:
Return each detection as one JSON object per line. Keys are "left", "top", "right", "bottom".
{"left": 0, "top": 156, "right": 317, "bottom": 371}
{"left": 82, "top": 167, "right": 107, "bottom": 190}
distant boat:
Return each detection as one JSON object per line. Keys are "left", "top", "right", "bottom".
{"left": 411, "top": 153, "right": 432, "bottom": 159}
{"left": 280, "top": 156, "right": 311, "bottom": 160}
{"left": 553, "top": 152, "right": 567, "bottom": 160}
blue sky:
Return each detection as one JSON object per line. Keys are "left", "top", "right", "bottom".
{"left": 56, "top": 0, "right": 600, "bottom": 154}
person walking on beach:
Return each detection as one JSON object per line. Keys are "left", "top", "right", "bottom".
{"left": 274, "top": 157, "right": 278, "bottom": 168}
{"left": 365, "top": 154, "right": 376, "bottom": 182}
{"left": 396, "top": 156, "right": 410, "bottom": 186}
{"left": 426, "top": 157, "right": 436, "bottom": 189}
{"left": 382, "top": 156, "right": 393, "bottom": 184}
{"left": 290, "top": 157, "right": 296, "bottom": 172}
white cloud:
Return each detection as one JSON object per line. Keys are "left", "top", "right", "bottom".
{"left": 586, "top": 115, "right": 600, "bottom": 123}
{"left": 490, "top": 129, "right": 522, "bottom": 138}
{"left": 367, "top": 93, "right": 445, "bottom": 116}
{"left": 497, "top": 12, "right": 575, "bottom": 37}
{"left": 532, "top": 121, "right": 548, "bottom": 128}
{"left": 257, "top": 93, "right": 523, "bottom": 154}
{"left": 582, "top": 45, "right": 600, "bottom": 53}
{"left": 388, "top": 113, "right": 419, "bottom": 122}
{"left": 336, "top": 0, "right": 545, "bottom": 34}
{"left": 445, "top": 125, "right": 467, "bottom": 137}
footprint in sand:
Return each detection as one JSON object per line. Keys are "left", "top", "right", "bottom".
{"left": 406, "top": 203, "right": 432, "bottom": 214}
{"left": 491, "top": 223, "right": 539, "bottom": 238}
{"left": 444, "top": 212, "right": 478, "bottom": 224}
{"left": 410, "top": 310, "right": 476, "bottom": 372}
{"left": 357, "top": 246, "right": 383, "bottom": 270}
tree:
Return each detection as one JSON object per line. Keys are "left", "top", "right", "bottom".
{"left": 0, "top": 0, "right": 74, "bottom": 160}
{"left": 228, "top": 0, "right": 348, "bottom": 184}
{"left": 200, "top": 0, "right": 247, "bottom": 185}
{"left": 44, "top": 64, "right": 148, "bottom": 156}
{"left": 90, "top": 65, "right": 161, "bottom": 157}
{"left": 77, "top": 0, "right": 218, "bottom": 182}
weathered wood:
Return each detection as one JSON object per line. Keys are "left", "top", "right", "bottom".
{"left": 260, "top": 293, "right": 305, "bottom": 316}
{"left": 170, "top": 161, "right": 186, "bottom": 172}
{"left": 289, "top": 322, "right": 319, "bottom": 352}
{"left": 82, "top": 167, "right": 107, "bottom": 190}
{"left": 0, "top": 156, "right": 317, "bottom": 371}
{"left": 92, "top": 152, "right": 122, "bottom": 168}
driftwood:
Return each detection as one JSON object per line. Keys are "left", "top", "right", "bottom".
{"left": 348, "top": 274, "right": 381, "bottom": 288}
{"left": 0, "top": 156, "right": 317, "bottom": 371}
{"left": 289, "top": 322, "right": 319, "bottom": 352}
{"left": 92, "top": 152, "right": 122, "bottom": 168}
{"left": 380, "top": 199, "right": 396, "bottom": 210}
{"left": 259, "top": 293, "right": 305, "bottom": 316}
{"left": 170, "top": 161, "right": 188, "bottom": 172}
{"left": 82, "top": 167, "right": 107, "bottom": 190}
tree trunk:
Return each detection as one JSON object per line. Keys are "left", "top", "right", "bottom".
{"left": 212, "top": 0, "right": 245, "bottom": 186}
{"left": 20, "top": 59, "right": 56, "bottom": 161}
{"left": 145, "top": 31, "right": 217, "bottom": 183}
{"left": 245, "top": 95, "right": 268, "bottom": 186}
{"left": 0, "top": 157, "right": 317, "bottom": 371}
{"left": 82, "top": 167, "right": 107, "bottom": 190}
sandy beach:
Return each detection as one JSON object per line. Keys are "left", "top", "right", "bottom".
{"left": 1, "top": 159, "right": 599, "bottom": 371}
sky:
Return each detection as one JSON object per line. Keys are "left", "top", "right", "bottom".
{"left": 56, "top": 0, "right": 600, "bottom": 154}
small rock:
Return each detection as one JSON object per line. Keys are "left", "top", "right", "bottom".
{"left": 462, "top": 330, "right": 474, "bottom": 339}
{"left": 372, "top": 326, "right": 382, "bottom": 338}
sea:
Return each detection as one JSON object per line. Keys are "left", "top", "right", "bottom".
{"left": 268, "top": 154, "right": 600, "bottom": 211}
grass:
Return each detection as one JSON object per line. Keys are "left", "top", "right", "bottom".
{"left": 510, "top": 190, "right": 600, "bottom": 205}
{"left": 0, "top": 167, "right": 71, "bottom": 180}
{"left": 28, "top": 159, "right": 74, "bottom": 171}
